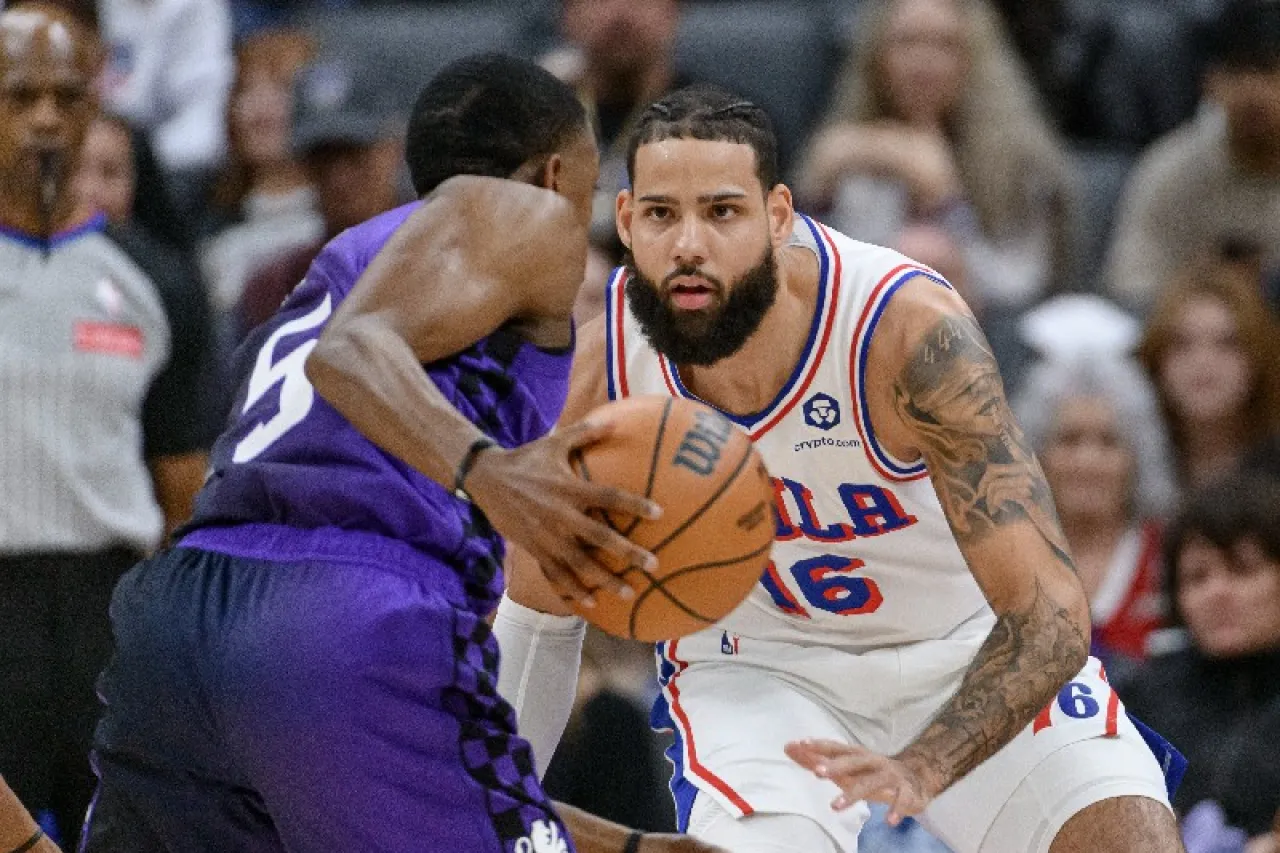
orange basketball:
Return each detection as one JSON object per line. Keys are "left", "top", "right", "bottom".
{"left": 570, "top": 395, "right": 775, "bottom": 642}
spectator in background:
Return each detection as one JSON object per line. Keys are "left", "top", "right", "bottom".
{"left": 0, "top": 5, "right": 211, "bottom": 844}
{"left": 234, "top": 54, "right": 404, "bottom": 341}
{"left": 72, "top": 112, "right": 195, "bottom": 248}
{"left": 97, "top": 0, "right": 234, "bottom": 208}
{"left": 541, "top": 0, "right": 691, "bottom": 242}
{"left": 796, "top": 0, "right": 1076, "bottom": 315}
{"left": 1016, "top": 353, "right": 1177, "bottom": 669}
{"left": 1122, "top": 473, "right": 1280, "bottom": 846}
{"left": 1137, "top": 259, "right": 1280, "bottom": 491}
{"left": 200, "top": 28, "right": 322, "bottom": 326}
{"left": 1106, "top": 0, "right": 1280, "bottom": 314}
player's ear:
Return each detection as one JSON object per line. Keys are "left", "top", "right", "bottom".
{"left": 615, "top": 188, "right": 635, "bottom": 250}
{"left": 766, "top": 183, "right": 795, "bottom": 249}
{"left": 540, "top": 153, "right": 565, "bottom": 192}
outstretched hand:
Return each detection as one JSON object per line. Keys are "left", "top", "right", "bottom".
{"left": 785, "top": 739, "right": 933, "bottom": 826}
{"left": 465, "top": 418, "right": 662, "bottom": 608}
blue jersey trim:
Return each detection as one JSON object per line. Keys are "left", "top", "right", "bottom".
{"left": 856, "top": 268, "right": 951, "bottom": 477}
{"left": 652, "top": 645, "right": 699, "bottom": 831}
{"left": 0, "top": 213, "right": 106, "bottom": 249}
{"left": 605, "top": 267, "right": 622, "bottom": 402}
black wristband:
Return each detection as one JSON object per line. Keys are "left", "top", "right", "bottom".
{"left": 9, "top": 828, "right": 44, "bottom": 853}
{"left": 453, "top": 436, "right": 496, "bottom": 500}
{"left": 622, "top": 830, "right": 643, "bottom": 853}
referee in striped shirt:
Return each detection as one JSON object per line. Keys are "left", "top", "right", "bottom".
{"left": 0, "top": 5, "right": 212, "bottom": 844}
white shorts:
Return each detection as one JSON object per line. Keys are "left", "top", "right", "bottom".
{"left": 654, "top": 625, "right": 1172, "bottom": 853}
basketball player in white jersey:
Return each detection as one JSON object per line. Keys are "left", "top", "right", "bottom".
{"left": 493, "top": 85, "right": 1187, "bottom": 853}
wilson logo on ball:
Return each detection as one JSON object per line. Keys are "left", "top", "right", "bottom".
{"left": 673, "top": 409, "right": 734, "bottom": 476}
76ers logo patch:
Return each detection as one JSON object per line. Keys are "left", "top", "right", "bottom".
{"left": 803, "top": 393, "right": 840, "bottom": 431}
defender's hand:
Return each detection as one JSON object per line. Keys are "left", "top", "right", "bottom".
{"left": 465, "top": 419, "right": 661, "bottom": 607}
{"left": 785, "top": 739, "right": 934, "bottom": 825}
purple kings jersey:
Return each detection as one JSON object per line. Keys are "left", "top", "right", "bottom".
{"left": 185, "top": 202, "right": 573, "bottom": 613}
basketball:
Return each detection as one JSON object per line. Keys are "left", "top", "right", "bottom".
{"left": 570, "top": 395, "right": 775, "bottom": 642}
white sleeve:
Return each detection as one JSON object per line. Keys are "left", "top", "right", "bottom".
{"left": 493, "top": 594, "right": 586, "bottom": 778}
{"left": 153, "top": 0, "right": 234, "bottom": 172}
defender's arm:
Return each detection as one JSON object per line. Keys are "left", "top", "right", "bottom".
{"left": 878, "top": 280, "right": 1090, "bottom": 799}
{"left": 787, "top": 277, "right": 1089, "bottom": 818}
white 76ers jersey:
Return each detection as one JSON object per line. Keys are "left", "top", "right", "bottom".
{"left": 604, "top": 215, "right": 990, "bottom": 649}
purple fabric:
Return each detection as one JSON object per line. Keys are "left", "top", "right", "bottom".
{"left": 83, "top": 542, "right": 575, "bottom": 852}
{"left": 186, "top": 202, "right": 572, "bottom": 615}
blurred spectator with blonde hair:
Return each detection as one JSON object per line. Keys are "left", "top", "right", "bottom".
{"left": 796, "top": 0, "right": 1075, "bottom": 314}
{"left": 1137, "top": 258, "right": 1280, "bottom": 491}
{"left": 1106, "top": 0, "right": 1280, "bottom": 314}
{"left": 199, "top": 27, "right": 322, "bottom": 321}
{"left": 1015, "top": 296, "right": 1178, "bottom": 667}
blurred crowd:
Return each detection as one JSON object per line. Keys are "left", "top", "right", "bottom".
{"left": 3, "top": 0, "right": 1280, "bottom": 850}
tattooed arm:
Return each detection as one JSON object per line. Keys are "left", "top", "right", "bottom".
{"left": 786, "top": 279, "right": 1089, "bottom": 819}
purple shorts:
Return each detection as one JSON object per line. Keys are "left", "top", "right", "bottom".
{"left": 79, "top": 525, "right": 574, "bottom": 853}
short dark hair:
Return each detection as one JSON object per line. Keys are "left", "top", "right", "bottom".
{"left": 1206, "top": 0, "right": 1280, "bottom": 71}
{"left": 626, "top": 84, "right": 779, "bottom": 193}
{"left": 1162, "top": 472, "right": 1280, "bottom": 623}
{"left": 405, "top": 53, "right": 587, "bottom": 196}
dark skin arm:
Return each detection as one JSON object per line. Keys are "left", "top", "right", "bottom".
{"left": 0, "top": 776, "right": 60, "bottom": 853}
{"left": 149, "top": 451, "right": 208, "bottom": 542}
{"left": 306, "top": 176, "right": 658, "bottom": 600}
{"left": 787, "top": 278, "right": 1090, "bottom": 821}
{"left": 557, "top": 802, "right": 726, "bottom": 853}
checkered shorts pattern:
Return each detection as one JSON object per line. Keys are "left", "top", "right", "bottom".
{"left": 441, "top": 610, "right": 575, "bottom": 853}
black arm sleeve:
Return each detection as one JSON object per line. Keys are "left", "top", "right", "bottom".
{"left": 109, "top": 223, "right": 218, "bottom": 458}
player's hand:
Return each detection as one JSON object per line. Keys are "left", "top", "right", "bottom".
{"left": 465, "top": 419, "right": 662, "bottom": 608}
{"left": 785, "top": 739, "right": 933, "bottom": 825}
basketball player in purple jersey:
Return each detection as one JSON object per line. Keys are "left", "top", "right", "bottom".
{"left": 81, "top": 54, "right": 718, "bottom": 853}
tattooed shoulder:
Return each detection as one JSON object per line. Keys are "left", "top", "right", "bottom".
{"left": 892, "top": 312, "right": 1075, "bottom": 571}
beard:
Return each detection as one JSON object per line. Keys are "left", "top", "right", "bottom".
{"left": 625, "top": 245, "right": 779, "bottom": 367}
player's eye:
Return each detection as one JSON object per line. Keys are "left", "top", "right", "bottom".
{"left": 645, "top": 206, "right": 672, "bottom": 221}
{"left": 710, "top": 204, "right": 737, "bottom": 220}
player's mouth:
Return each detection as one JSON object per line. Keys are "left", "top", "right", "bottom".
{"left": 668, "top": 277, "right": 717, "bottom": 311}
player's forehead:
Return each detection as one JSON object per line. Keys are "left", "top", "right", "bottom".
{"left": 631, "top": 137, "right": 762, "bottom": 200}
{"left": 0, "top": 9, "right": 92, "bottom": 81}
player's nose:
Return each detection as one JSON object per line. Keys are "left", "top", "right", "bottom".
{"left": 671, "top": 215, "right": 708, "bottom": 266}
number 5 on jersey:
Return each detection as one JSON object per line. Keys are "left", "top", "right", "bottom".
{"left": 233, "top": 292, "right": 332, "bottom": 463}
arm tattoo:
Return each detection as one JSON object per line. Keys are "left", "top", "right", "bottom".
{"left": 893, "top": 314, "right": 1074, "bottom": 571}
{"left": 892, "top": 314, "right": 1088, "bottom": 792}
{"left": 898, "top": 576, "right": 1087, "bottom": 791}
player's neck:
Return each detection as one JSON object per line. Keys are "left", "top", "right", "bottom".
{"left": 0, "top": 190, "right": 91, "bottom": 238}
{"left": 677, "top": 246, "right": 820, "bottom": 417}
